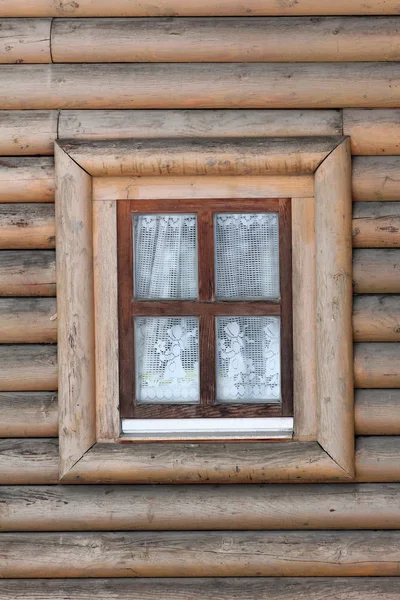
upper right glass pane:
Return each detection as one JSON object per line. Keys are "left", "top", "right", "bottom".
{"left": 214, "top": 213, "right": 280, "bottom": 300}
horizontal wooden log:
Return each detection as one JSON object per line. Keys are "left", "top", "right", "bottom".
{"left": 93, "top": 175, "right": 315, "bottom": 201}
{"left": 0, "top": 19, "right": 51, "bottom": 64}
{"left": 0, "top": 345, "right": 57, "bottom": 391}
{"left": 0, "top": 204, "right": 55, "bottom": 249}
{"left": 0, "top": 438, "right": 58, "bottom": 484}
{"left": 0, "top": 157, "right": 54, "bottom": 202}
{"left": 1, "top": 578, "right": 400, "bottom": 600}
{"left": 2, "top": 0, "right": 400, "bottom": 16}
{"left": 353, "top": 295, "right": 400, "bottom": 342}
{"left": 0, "top": 392, "right": 57, "bottom": 437}
{"left": 354, "top": 342, "right": 400, "bottom": 388}
{"left": 0, "top": 251, "right": 56, "bottom": 296}
{"left": 0, "top": 298, "right": 57, "bottom": 343}
{"left": 1, "top": 483, "right": 400, "bottom": 531}
{"left": 344, "top": 109, "right": 400, "bottom": 155}
{"left": 355, "top": 390, "right": 400, "bottom": 435}
{"left": 352, "top": 157, "right": 400, "bottom": 201}
{"left": 2, "top": 64, "right": 400, "bottom": 109}
{"left": 59, "top": 109, "right": 342, "bottom": 139}
{"left": 0, "top": 111, "right": 57, "bottom": 155}
{"left": 356, "top": 436, "right": 400, "bottom": 481}
{"left": 51, "top": 17, "right": 400, "bottom": 63}
{"left": 3, "top": 530, "right": 400, "bottom": 577}
{"left": 63, "top": 137, "right": 341, "bottom": 177}
{"left": 353, "top": 249, "right": 400, "bottom": 293}
{"left": 352, "top": 202, "right": 400, "bottom": 248}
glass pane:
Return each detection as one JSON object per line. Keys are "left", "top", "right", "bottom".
{"left": 214, "top": 213, "right": 279, "bottom": 299}
{"left": 135, "top": 317, "right": 200, "bottom": 403}
{"left": 216, "top": 316, "right": 281, "bottom": 403}
{"left": 134, "top": 214, "right": 198, "bottom": 300}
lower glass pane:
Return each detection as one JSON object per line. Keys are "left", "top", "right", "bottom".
{"left": 135, "top": 317, "right": 200, "bottom": 403}
{"left": 216, "top": 316, "right": 281, "bottom": 403}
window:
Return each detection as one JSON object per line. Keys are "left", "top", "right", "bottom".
{"left": 118, "top": 198, "right": 293, "bottom": 437}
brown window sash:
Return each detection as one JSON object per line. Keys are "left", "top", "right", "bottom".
{"left": 118, "top": 198, "right": 292, "bottom": 419}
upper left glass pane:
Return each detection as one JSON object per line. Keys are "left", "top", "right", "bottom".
{"left": 133, "top": 214, "right": 198, "bottom": 300}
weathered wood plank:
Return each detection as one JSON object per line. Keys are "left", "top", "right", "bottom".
{"left": 353, "top": 295, "right": 400, "bottom": 342}
{"left": 63, "top": 441, "right": 346, "bottom": 484}
{"left": 0, "top": 392, "right": 57, "bottom": 437}
{"left": 356, "top": 436, "right": 400, "bottom": 481}
{"left": 1, "top": 0, "right": 400, "bottom": 16}
{"left": 0, "top": 158, "right": 54, "bottom": 202}
{"left": 0, "top": 438, "right": 58, "bottom": 484}
{"left": 2, "top": 64, "right": 400, "bottom": 109}
{"left": 1, "top": 483, "right": 400, "bottom": 531}
{"left": 59, "top": 109, "right": 343, "bottom": 139}
{"left": 0, "top": 19, "right": 51, "bottom": 63}
{"left": 52, "top": 17, "right": 400, "bottom": 63}
{"left": 0, "top": 204, "right": 55, "bottom": 249}
{"left": 354, "top": 342, "right": 400, "bottom": 388}
{"left": 355, "top": 390, "right": 400, "bottom": 435}
{"left": 352, "top": 202, "right": 400, "bottom": 248}
{"left": 0, "top": 111, "right": 57, "bottom": 156}
{"left": 3, "top": 530, "right": 400, "bottom": 577}
{"left": 0, "top": 345, "right": 57, "bottom": 391}
{"left": 344, "top": 109, "right": 400, "bottom": 155}
{"left": 1, "top": 578, "right": 400, "bottom": 600}
{"left": 353, "top": 157, "right": 400, "bottom": 201}
{"left": 0, "top": 298, "right": 57, "bottom": 343}
{"left": 0, "top": 250, "right": 56, "bottom": 296}
{"left": 353, "top": 249, "right": 400, "bottom": 293}
{"left": 62, "top": 137, "right": 341, "bottom": 176}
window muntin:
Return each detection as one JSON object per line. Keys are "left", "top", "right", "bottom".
{"left": 118, "top": 198, "right": 292, "bottom": 420}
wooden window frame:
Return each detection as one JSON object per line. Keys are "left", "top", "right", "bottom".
{"left": 55, "top": 136, "right": 354, "bottom": 482}
{"left": 118, "top": 197, "right": 293, "bottom": 420}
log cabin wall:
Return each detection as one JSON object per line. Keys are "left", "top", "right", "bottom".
{"left": 1, "top": 3, "right": 400, "bottom": 598}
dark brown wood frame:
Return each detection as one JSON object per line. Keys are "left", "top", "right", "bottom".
{"left": 117, "top": 197, "right": 293, "bottom": 420}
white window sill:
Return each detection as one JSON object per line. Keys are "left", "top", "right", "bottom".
{"left": 121, "top": 417, "right": 293, "bottom": 441}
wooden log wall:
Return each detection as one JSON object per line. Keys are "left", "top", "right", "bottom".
{"left": 2, "top": 5, "right": 400, "bottom": 597}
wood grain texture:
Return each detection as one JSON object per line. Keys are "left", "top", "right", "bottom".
{"left": 353, "top": 249, "right": 400, "bottom": 293}
{"left": 0, "top": 203, "right": 55, "bottom": 249}
{"left": 59, "top": 109, "right": 343, "bottom": 140}
{"left": 55, "top": 143, "right": 96, "bottom": 478}
{"left": 0, "top": 298, "right": 57, "bottom": 343}
{"left": 0, "top": 250, "right": 55, "bottom": 296}
{"left": 0, "top": 19, "right": 51, "bottom": 63}
{"left": 354, "top": 342, "right": 400, "bottom": 388}
{"left": 93, "top": 175, "right": 315, "bottom": 201}
{"left": 0, "top": 345, "right": 57, "bottom": 391}
{"left": 0, "top": 157, "right": 54, "bottom": 202}
{"left": 2, "top": 483, "right": 400, "bottom": 531}
{"left": 314, "top": 139, "right": 354, "bottom": 476}
{"left": 51, "top": 17, "right": 400, "bottom": 63}
{"left": 62, "top": 441, "right": 346, "bottom": 484}
{"left": 2, "top": 64, "right": 400, "bottom": 109}
{"left": 353, "top": 295, "right": 400, "bottom": 342}
{"left": 1, "top": 0, "right": 400, "bottom": 16}
{"left": 0, "top": 438, "right": 58, "bottom": 484}
{"left": 0, "top": 111, "right": 57, "bottom": 155}
{"left": 355, "top": 390, "right": 400, "bottom": 435}
{"left": 3, "top": 530, "right": 400, "bottom": 577}
{"left": 0, "top": 392, "right": 57, "bottom": 437}
{"left": 352, "top": 156, "right": 400, "bottom": 201}
{"left": 62, "top": 137, "right": 340, "bottom": 176}
{"left": 352, "top": 202, "right": 400, "bottom": 248}
{"left": 1, "top": 578, "right": 400, "bottom": 600}
{"left": 93, "top": 201, "right": 120, "bottom": 441}
{"left": 344, "top": 109, "right": 400, "bottom": 155}
{"left": 355, "top": 436, "right": 400, "bottom": 481}
{"left": 292, "top": 197, "right": 317, "bottom": 441}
